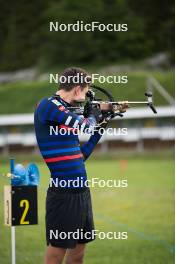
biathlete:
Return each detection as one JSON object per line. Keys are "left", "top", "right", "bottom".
{"left": 34, "top": 67, "right": 127, "bottom": 264}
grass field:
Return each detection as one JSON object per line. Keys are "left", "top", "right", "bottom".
{"left": 0, "top": 156, "right": 175, "bottom": 264}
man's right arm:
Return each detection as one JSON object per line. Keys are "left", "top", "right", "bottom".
{"left": 37, "top": 98, "right": 100, "bottom": 134}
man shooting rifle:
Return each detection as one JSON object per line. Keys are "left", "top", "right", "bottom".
{"left": 34, "top": 67, "right": 128, "bottom": 264}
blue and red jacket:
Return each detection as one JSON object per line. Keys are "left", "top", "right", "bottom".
{"left": 34, "top": 94, "right": 102, "bottom": 188}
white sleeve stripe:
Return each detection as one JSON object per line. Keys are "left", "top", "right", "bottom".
{"left": 73, "top": 119, "right": 79, "bottom": 128}
{"left": 65, "top": 116, "right": 72, "bottom": 125}
{"left": 88, "top": 125, "right": 93, "bottom": 132}
{"left": 51, "top": 99, "right": 62, "bottom": 106}
{"left": 81, "top": 122, "right": 86, "bottom": 131}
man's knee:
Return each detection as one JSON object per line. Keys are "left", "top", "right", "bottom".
{"left": 66, "top": 255, "right": 84, "bottom": 264}
{"left": 45, "top": 254, "right": 62, "bottom": 264}
{"left": 45, "top": 245, "right": 66, "bottom": 264}
{"left": 65, "top": 245, "right": 85, "bottom": 264}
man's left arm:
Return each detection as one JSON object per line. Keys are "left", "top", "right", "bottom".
{"left": 80, "top": 129, "right": 102, "bottom": 161}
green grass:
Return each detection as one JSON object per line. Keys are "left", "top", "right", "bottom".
{"left": 0, "top": 156, "right": 175, "bottom": 263}
{"left": 0, "top": 70, "right": 175, "bottom": 114}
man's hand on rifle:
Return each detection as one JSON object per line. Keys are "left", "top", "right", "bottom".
{"left": 83, "top": 101, "right": 129, "bottom": 128}
{"left": 99, "top": 102, "right": 129, "bottom": 128}
{"left": 116, "top": 102, "right": 129, "bottom": 113}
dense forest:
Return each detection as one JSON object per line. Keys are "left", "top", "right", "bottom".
{"left": 0, "top": 0, "right": 174, "bottom": 71}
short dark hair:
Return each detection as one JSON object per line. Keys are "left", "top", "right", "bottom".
{"left": 59, "top": 67, "right": 91, "bottom": 91}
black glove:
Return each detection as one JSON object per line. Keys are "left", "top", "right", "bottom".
{"left": 83, "top": 101, "right": 92, "bottom": 118}
{"left": 83, "top": 101, "right": 103, "bottom": 123}
{"left": 91, "top": 107, "right": 103, "bottom": 123}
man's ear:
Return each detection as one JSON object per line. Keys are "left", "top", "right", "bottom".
{"left": 74, "top": 86, "right": 81, "bottom": 96}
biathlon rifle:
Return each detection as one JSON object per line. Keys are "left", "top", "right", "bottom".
{"left": 67, "top": 84, "right": 157, "bottom": 123}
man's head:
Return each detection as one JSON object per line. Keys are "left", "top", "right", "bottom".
{"left": 57, "top": 67, "right": 91, "bottom": 105}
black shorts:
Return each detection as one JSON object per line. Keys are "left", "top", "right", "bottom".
{"left": 45, "top": 186, "right": 95, "bottom": 249}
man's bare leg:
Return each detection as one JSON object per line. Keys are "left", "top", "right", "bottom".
{"left": 44, "top": 244, "right": 66, "bottom": 264}
{"left": 65, "top": 244, "right": 86, "bottom": 264}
